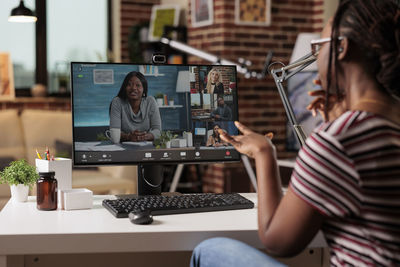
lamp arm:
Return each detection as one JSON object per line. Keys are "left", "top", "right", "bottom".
{"left": 270, "top": 70, "right": 307, "bottom": 146}
{"left": 284, "top": 58, "right": 317, "bottom": 80}
{"left": 282, "top": 53, "right": 316, "bottom": 72}
{"left": 160, "top": 37, "right": 248, "bottom": 74}
{"left": 269, "top": 53, "right": 317, "bottom": 147}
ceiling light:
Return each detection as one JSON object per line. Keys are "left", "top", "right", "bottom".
{"left": 8, "top": 0, "right": 37, "bottom": 23}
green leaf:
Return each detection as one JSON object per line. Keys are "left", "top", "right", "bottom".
{"left": 154, "top": 131, "right": 177, "bottom": 149}
{"left": 0, "top": 159, "right": 39, "bottom": 187}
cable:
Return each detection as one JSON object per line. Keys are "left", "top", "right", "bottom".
{"left": 143, "top": 176, "right": 163, "bottom": 188}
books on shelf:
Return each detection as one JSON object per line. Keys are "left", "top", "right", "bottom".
{"left": 163, "top": 94, "right": 168, "bottom": 106}
{"left": 139, "top": 65, "right": 164, "bottom": 76}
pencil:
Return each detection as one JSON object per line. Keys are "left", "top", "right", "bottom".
{"left": 45, "top": 147, "right": 50, "bottom": 160}
{"left": 36, "top": 149, "right": 42, "bottom": 159}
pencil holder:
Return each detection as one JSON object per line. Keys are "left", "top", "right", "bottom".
{"left": 35, "top": 158, "right": 72, "bottom": 209}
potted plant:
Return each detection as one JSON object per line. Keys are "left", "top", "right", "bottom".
{"left": 154, "top": 92, "right": 164, "bottom": 106}
{"left": 0, "top": 159, "right": 39, "bottom": 203}
{"left": 154, "top": 131, "right": 177, "bottom": 149}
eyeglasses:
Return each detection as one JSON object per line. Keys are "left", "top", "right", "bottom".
{"left": 310, "top": 36, "right": 345, "bottom": 56}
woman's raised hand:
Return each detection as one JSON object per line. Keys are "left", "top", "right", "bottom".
{"left": 306, "top": 79, "right": 347, "bottom": 121}
{"left": 219, "top": 121, "right": 274, "bottom": 159}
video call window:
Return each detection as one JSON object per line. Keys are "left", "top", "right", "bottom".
{"left": 71, "top": 63, "right": 239, "bottom": 165}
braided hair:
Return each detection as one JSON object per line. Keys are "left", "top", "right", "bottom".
{"left": 325, "top": 0, "right": 400, "bottom": 120}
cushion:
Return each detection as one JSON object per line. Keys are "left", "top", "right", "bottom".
{"left": 98, "top": 166, "right": 138, "bottom": 180}
{"left": 0, "top": 156, "right": 16, "bottom": 171}
{"left": 0, "top": 109, "right": 25, "bottom": 160}
{"left": 20, "top": 109, "right": 72, "bottom": 164}
{"left": 72, "top": 169, "right": 136, "bottom": 194}
{"left": 55, "top": 139, "right": 72, "bottom": 158}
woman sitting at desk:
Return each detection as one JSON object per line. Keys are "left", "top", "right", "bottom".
{"left": 191, "top": 0, "right": 400, "bottom": 266}
{"left": 110, "top": 71, "right": 161, "bottom": 142}
{"left": 206, "top": 124, "right": 228, "bottom": 147}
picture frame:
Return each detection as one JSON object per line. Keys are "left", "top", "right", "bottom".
{"left": 191, "top": 0, "right": 213, "bottom": 28}
{"left": 0, "top": 52, "right": 15, "bottom": 100}
{"left": 148, "top": 4, "right": 180, "bottom": 42}
{"left": 235, "top": 0, "right": 271, "bottom": 26}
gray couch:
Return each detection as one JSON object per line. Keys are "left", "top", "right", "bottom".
{"left": 0, "top": 109, "right": 137, "bottom": 209}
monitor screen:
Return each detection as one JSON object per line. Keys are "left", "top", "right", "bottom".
{"left": 71, "top": 62, "right": 240, "bottom": 166}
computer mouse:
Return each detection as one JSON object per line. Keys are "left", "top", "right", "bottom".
{"left": 129, "top": 209, "right": 153, "bottom": 225}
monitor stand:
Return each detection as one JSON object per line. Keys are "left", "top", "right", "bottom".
{"left": 116, "top": 164, "right": 163, "bottom": 199}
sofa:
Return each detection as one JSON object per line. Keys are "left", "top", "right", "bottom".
{"left": 0, "top": 109, "right": 137, "bottom": 209}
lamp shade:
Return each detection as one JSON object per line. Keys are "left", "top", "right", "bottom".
{"left": 176, "top": 71, "right": 190, "bottom": 92}
{"left": 290, "top": 33, "right": 320, "bottom": 72}
{"left": 8, "top": 0, "right": 37, "bottom": 23}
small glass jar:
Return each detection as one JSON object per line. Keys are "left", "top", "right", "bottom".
{"left": 37, "top": 171, "right": 58, "bottom": 210}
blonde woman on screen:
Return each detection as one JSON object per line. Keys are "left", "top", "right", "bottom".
{"left": 205, "top": 68, "right": 224, "bottom": 95}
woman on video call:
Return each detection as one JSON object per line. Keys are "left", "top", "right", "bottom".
{"left": 191, "top": 0, "right": 400, "bottom": 266}
{"left": 206, "top": 124, "right": 227, "bottom": 147}
{"left": 110, "top": 71, "right": 161, "bottom": 142}
{"left": 205, "top": 68, "right": 224, "bottom": 95}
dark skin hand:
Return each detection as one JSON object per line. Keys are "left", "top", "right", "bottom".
{"left": 306, "top": 79, "right": 347, "bottom": 122}
{"left": 121, "top": 130, "right": 154, "bottom": 142}
{"left": 218, "top": 123, "right": 323, "bottom": 257}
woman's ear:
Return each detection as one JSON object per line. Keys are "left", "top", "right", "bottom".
{"left": 337, "top": 37, "right": 349, "bottom": 60}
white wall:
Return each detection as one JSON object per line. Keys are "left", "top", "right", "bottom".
{"left": 324, "top": 0, "right": 339, "bottom": 24}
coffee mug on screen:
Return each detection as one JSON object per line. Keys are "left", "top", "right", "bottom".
{"left": 105, "top": 128, "right": 121, "bottom": 144}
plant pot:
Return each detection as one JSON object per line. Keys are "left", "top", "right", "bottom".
{"left": 165, "top": 141, "right": 171, "bottom": 149}
{"left": 10, "top": 184, "right": 29, "bottom": 203}
{"left": 156, "top": 98, "right": 164, "bottom": 106}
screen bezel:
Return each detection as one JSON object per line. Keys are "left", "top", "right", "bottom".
{"left": 70, "top": 61, "right": 240, "bottom": 167}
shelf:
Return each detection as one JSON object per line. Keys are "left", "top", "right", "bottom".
{"left": 158, "top": 105, "right": 183, "bottom": 108}
{"left": 143, "top": 73, "right": 165, "bottom": 77}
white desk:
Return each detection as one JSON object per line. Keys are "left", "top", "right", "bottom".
{"left": 0, "top": 193, "right": 326, "bottom": 267}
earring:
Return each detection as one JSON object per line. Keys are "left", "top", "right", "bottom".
{"left": 338, "top": 47, "right": 344, "bottom": 53}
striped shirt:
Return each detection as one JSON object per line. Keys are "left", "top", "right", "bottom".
{"left": 290, "top": 110, "right": 400, "bottom": 266}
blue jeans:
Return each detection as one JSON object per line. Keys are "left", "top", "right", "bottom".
{"left": 190, "top": 237, "right": 287, "bottom": 267}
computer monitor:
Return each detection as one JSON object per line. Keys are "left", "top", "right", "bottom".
{"left": 71, "top": 62, "right": 239, "bottom": 195}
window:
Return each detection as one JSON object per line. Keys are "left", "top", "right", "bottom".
{"left": 0, "top": 0, "right": 109, "bottom": 94}
{"left": 47, "top": 0, "right": 108, "bottom": 94}
{"left": 0, "top": 0, "right": 36, "bottom": 89}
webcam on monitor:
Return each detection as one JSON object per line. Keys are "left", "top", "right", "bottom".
{"left": 152, "top": 54, "right": 166, "bottom": 64}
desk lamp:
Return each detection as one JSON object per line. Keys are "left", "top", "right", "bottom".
{"left": 269, "top": 53, "right": 316, "bottom": 147}
{"left": 160, "top": 37, "right": 273, "bottom": 79}
{"left": 269, "top": 33, "right": 320, "bottom": 147}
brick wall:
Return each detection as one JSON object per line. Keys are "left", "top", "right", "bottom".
{"left": 120, "top": 0, "right": 161, "bottom": 62}
{"left": 119, "top": 0, "right": 325, "bottom": 192}
{"left": 186, "top": 0, "right": 324, "bottom": 192}
{"left": 119, "top": 0, "right": 324, "bottom": 155}
{"left": 187, "top": 0, "right": 324, "bottom": 158}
